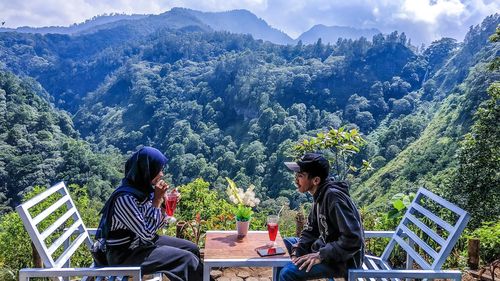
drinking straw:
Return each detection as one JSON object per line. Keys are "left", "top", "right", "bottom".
{"left": 277, "top": 205, "right": 285, "bottom": 219}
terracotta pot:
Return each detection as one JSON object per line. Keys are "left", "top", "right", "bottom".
{"left": 236, "top": 219, "right": 250, "bottom": 238}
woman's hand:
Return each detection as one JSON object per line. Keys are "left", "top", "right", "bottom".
{"left": 170, "top": 188, "right": 181, "bottom": 202}
{"left": 152, "top": 179, "right": 169, "bottom": 208}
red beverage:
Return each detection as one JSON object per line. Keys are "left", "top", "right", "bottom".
{"left": 166, "top": 196, "right": 178, "bottom": 216}
{"left": 267, "top": 223, "right": 278, "bottom": 241}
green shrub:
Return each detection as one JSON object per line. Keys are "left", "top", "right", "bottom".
{"left": 468, "top": 220, "right": 500, "bottom": 264}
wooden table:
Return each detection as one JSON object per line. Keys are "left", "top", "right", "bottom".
{"left": 203, "top": 230, "right": 291, "bottom": 281}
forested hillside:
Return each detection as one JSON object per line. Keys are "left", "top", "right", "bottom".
{"left": 353, "top": 15, "right": 500, "bottom": 210}
{"left": 0, "top": 9, "right": 498, "bottom": 220}
{"left": 0, "top": 71, "right": 124, "bottom": 211}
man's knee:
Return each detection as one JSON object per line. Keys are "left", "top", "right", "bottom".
{"left": 279, "top": 263, "right": 301, "bottom": 281}
{"left": 283, "top": 237, "right": 299, "bottom": 254}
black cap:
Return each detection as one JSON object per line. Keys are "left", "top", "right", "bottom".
{"left": 284, "top": 153, "right": 330, "bottom": 180}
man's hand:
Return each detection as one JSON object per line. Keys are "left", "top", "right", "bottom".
{"left": 293, "top": 252, "right": 321, "bottom": 272}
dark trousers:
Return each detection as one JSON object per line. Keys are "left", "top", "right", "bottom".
{"left": 106, "top": 235, "right": 203, "bottom": 281}
{"left": 279, "top": 237, "right": 337, "bottom": 281}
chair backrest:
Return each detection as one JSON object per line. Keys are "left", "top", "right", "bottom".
{"left": 380, "top": 187, "right": 470, "bottom": 270}
{"left": 16, "top": 182, "right": 93, "bottom": 269}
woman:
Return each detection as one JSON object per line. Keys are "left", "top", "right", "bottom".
{"left": 97, "top": 146, "right": 203, "bottom": 281}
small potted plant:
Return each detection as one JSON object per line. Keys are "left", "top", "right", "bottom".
{"left": 226, "top": 177, "right": 260, "bottom": 238}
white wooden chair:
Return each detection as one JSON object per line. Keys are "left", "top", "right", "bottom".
{"left": 349, "top": 187, "right": 470, "bottom": 281}
{"left": 16, "top": 181, "right": 163, "bottom": 281}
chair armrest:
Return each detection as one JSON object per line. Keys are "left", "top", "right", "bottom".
{"left": 87, "top": 228, "right": 98, "bottom": 235}
{"left": 364, "top": 230, "right": 394, "bottom": 238}
{"left": 18, "top": 267, "right": 142, "bottom": 281}
{"left": 62, "top": 228, "right": 97, "bottom": 236}
{"left": 348, "top": 269, "right": 462, "bottom": 281}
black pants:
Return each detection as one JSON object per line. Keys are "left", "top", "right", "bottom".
{"left": 106, "top": 235, "right": 203, "bottom": 281}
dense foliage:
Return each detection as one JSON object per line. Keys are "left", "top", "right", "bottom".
{"left": 353, "top": 16, "right": 499, "bottom": 213}
{"left": 0, "top": 71, "right": 124, "bottom": 212}
{"left": 448, "top": 26, "right": 500, "bottom": 228}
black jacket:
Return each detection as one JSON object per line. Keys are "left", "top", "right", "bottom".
{"left": 293, "top": 179, "right": 364, "bottom": 277}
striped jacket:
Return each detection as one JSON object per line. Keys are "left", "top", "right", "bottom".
{"left": 106, "top": 193, "right": 167, "bottom": 247}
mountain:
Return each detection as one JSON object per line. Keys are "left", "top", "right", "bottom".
{"left": 177, "top": 8, "right": 294, "bottom": 45}
{"left": 0, "top": 8, "right": 293, "bottom": 45}
{"left": 0, "top": 13, "right": 147, "bottom": 34}
{"left": 0, "top": 8, "right": 382, "bottom": 46}
{"left": 297, "top": 24, "right": 381, "bottom": 44}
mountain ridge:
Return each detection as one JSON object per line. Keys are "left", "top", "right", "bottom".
{"left": 297, "top": 24, "right": 381, "bottom": 44}
{"left": 1, "top": 8, "right": 385, "bottom": 45}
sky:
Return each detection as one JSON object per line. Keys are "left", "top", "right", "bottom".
{"left": 0, "top": 0, "right": 498, "bottom": 45}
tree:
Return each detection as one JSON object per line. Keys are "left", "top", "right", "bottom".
{"left": 423, "top": 38, "right": 458, "bottom": 70}
{"left": 391, "top": 98, "right": 412, "bottom": 116}
{"left": 292, "top": 127, "right": 372, "bottom": 182}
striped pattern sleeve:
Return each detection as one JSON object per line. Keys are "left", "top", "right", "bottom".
{"left": 113, "top": 194, "right": 166, "bottom": 241}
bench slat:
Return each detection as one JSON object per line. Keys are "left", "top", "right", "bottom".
{"left": 55, "top": 232, "right": 87, "bottom": 268}
{"left": 21, "top": 182, "right": 66, "bottom": 210}
{"left": 40, "top": 208, "right": 76, "bottom": 240}
{"left": 372, "top": 256, "right": 392, "bottom": 281}
{"left": 412, "top": 203, "right": 453, "bottom": 233}
{"left": 362, "top": 256, "right": 378, "bottom": 281}
{"left": 364, "top": 231, "right": 394, "bottom": 238}
{"left": 393, "top": 235, "right": 431, "bottom": 269}
{"left": 405, "top": 213, "right": 446, "bottom": 246}
{"left": 47, "top": 220, "right": 82, "bottom": 256}
{"left": 418, "top": 188, "right": 468, "bottom": 216}
{"left": 366, "top": 256, "right": 380, "bottom": 270}
{"left": 33, "top": 195, "right": 71, "bottom": 225}
{"left": 348, "top": 269, "right": 462, "bottom": 281}
{"left": 18, "top": 267, "right": 141, "bottom": 279}
{"left": 399, "top": 224, "right": 438, "bottom": 260}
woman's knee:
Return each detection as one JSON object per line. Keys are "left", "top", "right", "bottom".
{"left": 178, "top": 250, "right": 200, "bottom": 268}
{"left": 156, "top": 236, "right": 200, "bottom": 257}
{"left": 187, "top": 242, "right": 200, "bottom": 257}
{"left": 179, "top": 239, "right": 200, "bottom": 257}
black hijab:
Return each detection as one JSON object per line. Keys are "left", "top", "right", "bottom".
{"left": 122, "top": 146, "right": 168, "bottom": 196}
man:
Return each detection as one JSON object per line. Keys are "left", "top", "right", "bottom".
{"left": 280, "top": 152, "right": 364, "bottom": 281}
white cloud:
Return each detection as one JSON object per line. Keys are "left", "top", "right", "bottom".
{"left": 0, "top": 0, "right": 498, "bottom": 45}
{"left": 399, "top": 0, "right": 465, "bottom": 23}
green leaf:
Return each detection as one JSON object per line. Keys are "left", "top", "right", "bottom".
{"left": 235, "top": 204, "right": 253, "bottom": 221}
{"left": 393, "top": 199, "right": 405, "bottom": 211}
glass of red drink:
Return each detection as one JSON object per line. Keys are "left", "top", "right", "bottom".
{"left": 267, "top": 215, "right": 279, "bottom": 248}
{"left": 165, "top": 192, "right": 179, "bottom": 223}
